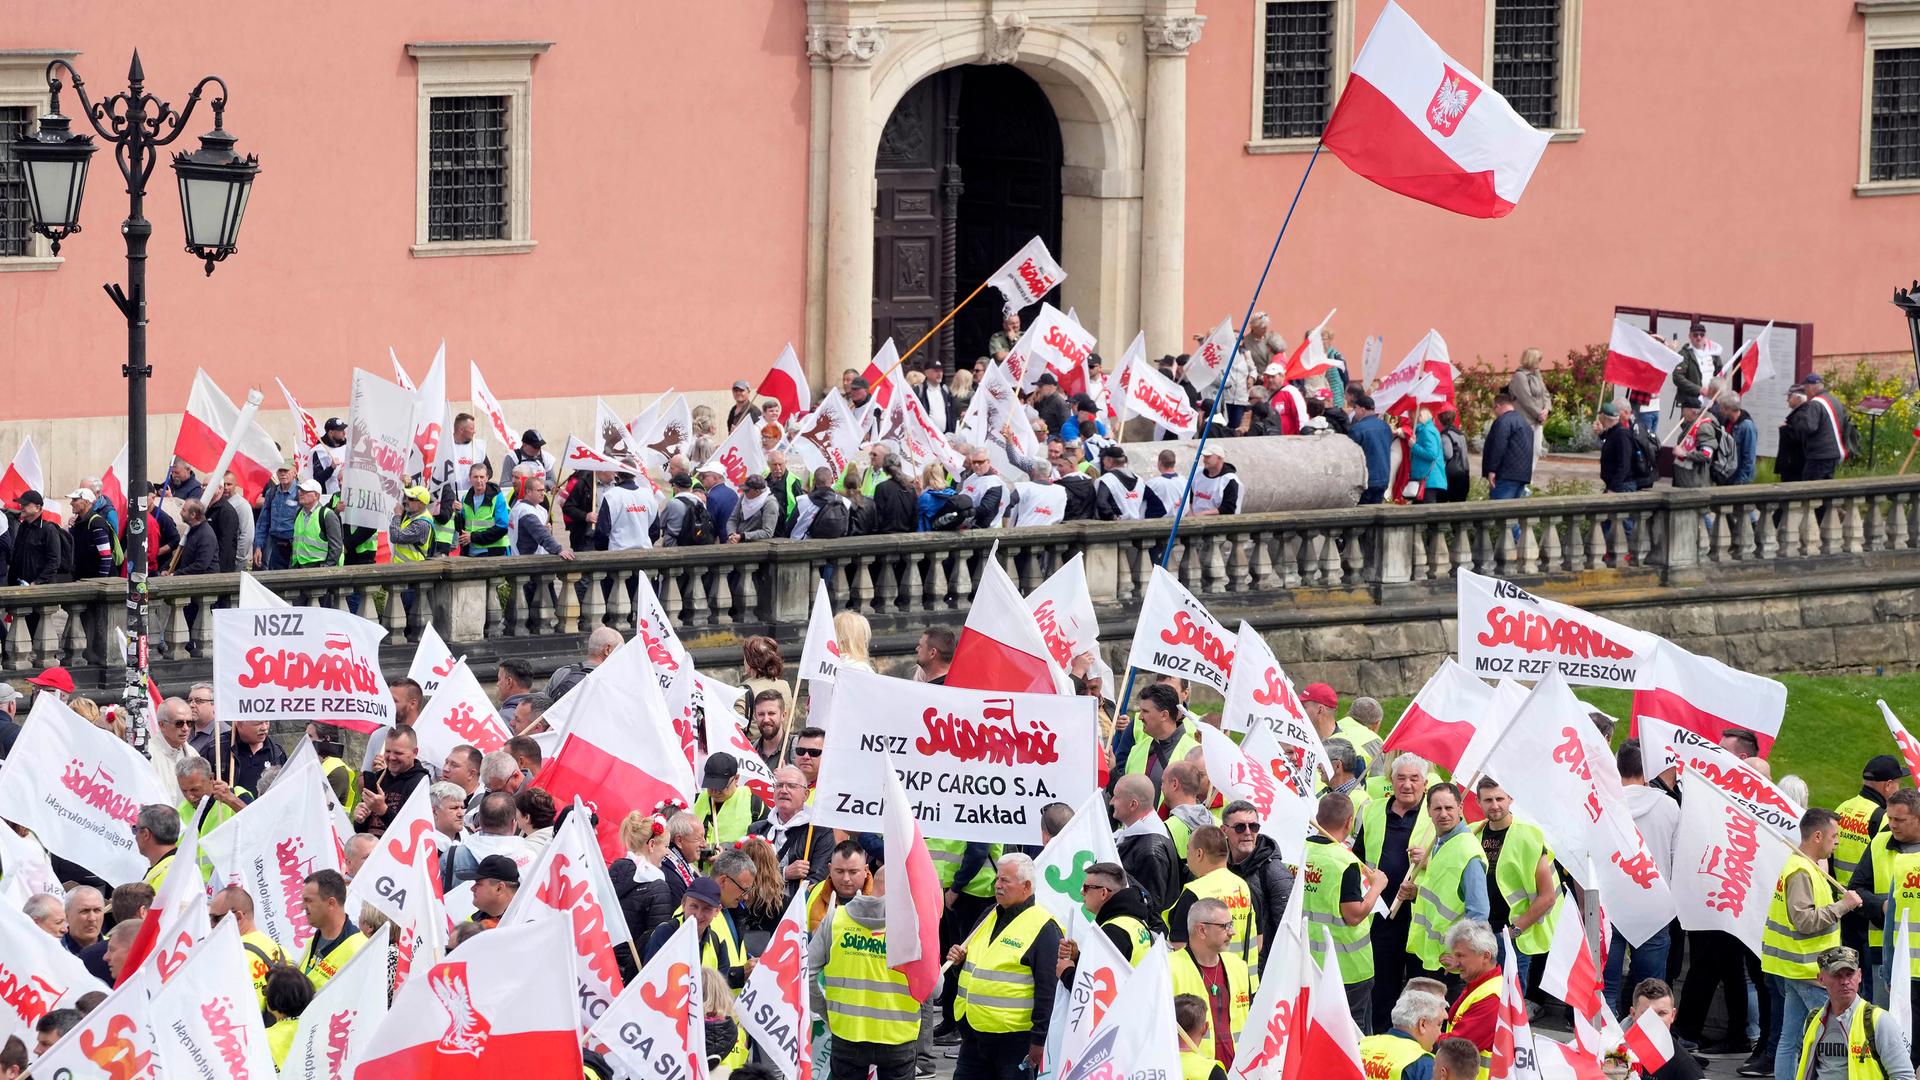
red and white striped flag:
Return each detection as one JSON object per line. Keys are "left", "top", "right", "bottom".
{"left": 1730, "top": 322, "right": 1777, "bottom": 395}
{"left": 277, "top": 377, "right": 322, "bottom": 480}
{"left": 1631, "top": 639, "right": 1786, "bottom": 755}
{"left": 1881, "top": 701, "right": 1920, "bottom": 785}
{"left": 880, "top": 759, "right": 943, "bottom": 1002}
{"left": 1620, "top": 1003, "right": 1674, "bottom": 1075}
{"left": 946, "top": 555, "right": 1073, "bottom": 695}
{"left": 759, "top": 343, "right": 812, "bottom": 417}
{"left": 173, "top": 368, "right": 283, "bottom": 500}
{"left": 0, "top": 437, "right": 43, "bottom": 510}
{"left": 1281, "top": 309, "right": 1340, "bottom": 383}
{"left": 1604, "top": 320, "right": 1682, "bottom": 398}
{"left": 1539, "top": 888, "right": 1622, "bottom": 1046}
{"left": 1322, "top": 1, "right": 1549, "bottom": 218}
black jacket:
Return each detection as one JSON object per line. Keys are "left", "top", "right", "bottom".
{"left": 870, "top": 478, "right": 917, "bottom": 534}
{"left": 608, "top": 857, "right": 676, "bottom": 982}
{"left": 1599, "top": 423, "right": 1637, "bottom": 492}
{"left": 207, "top": 498, "right": 240, "bottom": 573}
{"left": 1231, "top": 833, "right": 1297, "bottom": 949}
{"left": 1057, "top": 472, "right": 1097, "bottom": 521}
{"left": 561, "top": 473, "right": 597, "bottom": 551}
{"left": 744, "top": 816, "right": 834, "bottom": 900}
{"left": 12, "top": 516, "right": 71, "bottom": 584}
{"left": 1094, "top": 471, "right": 1139, "bottom": 520}
{"left": 359, "top": 762, "right": 432, "bottom": 835}
{"left": 1034, "top": 393, "right": 1071, "bottom": 437}
{"left": 1117, "top": 828, "right": 1179, "bottom": 915}
{"left": 1481, "top": 410, "right": 1535, "bottom": 485}
{"left": 1063, "top": 885, "right": 1162, "bottom": 989}
{"left": 913, "top": 382, "right": 957, "bottom": 433}
{"left": 1787, "top": 398, "right": 1842, "bottom": 466}
{"left": 174, "top": 521, "right": 220, "bottom": 575}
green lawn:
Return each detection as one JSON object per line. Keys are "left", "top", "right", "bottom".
{"left": 1371, "top": 672, "right": 1920, "bottom": 808}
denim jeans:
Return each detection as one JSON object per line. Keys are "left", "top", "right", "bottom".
{"left": 1773, "top": 976, "right": 1828, "bottom": 1080}
{"left": 1602, "top": 924, "right": 1671, "bottom": 1018}
{"left": 1490, "top": 479, "right": 1529, "bottom": 501}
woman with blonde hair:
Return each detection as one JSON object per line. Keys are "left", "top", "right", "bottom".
{"left": 1507, "top": 347, "right": 1551, "bottom": 465}
{"left": 733, "top": 835, "right": 788, "bottom": 941}
{"left": 702, "top": 966, "right": 750, "bottom": 1077}
{"left": 833, "top": 610, "right": 875, "bottom": 673}
{"left": 611, "top": 811, "right": 675, "bottom": 976}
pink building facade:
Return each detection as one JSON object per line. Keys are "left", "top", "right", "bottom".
{"left": 2, "top": 0, "right": 1915, "bottom": 491}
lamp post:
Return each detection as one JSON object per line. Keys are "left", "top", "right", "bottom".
{"left": 13, "top": 53, "right": 258, "bottom": 752}
{"left": 1897, "top": 280, "right": 1920, "bottom": 391}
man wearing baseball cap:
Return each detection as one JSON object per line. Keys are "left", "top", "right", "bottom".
{"left": 643, "top": 876, "right": 747, "bottom": 988}
{"left": 27, "top": 666, "right": 75, "bottom": 701}
{"left": 1835, "top": 756, "right": 1906, "bottom": 883}
{"left": 389, "top": 486, "right": 435, "bottom": 563}
{"left": 313, "top": 418, "right": 348, "bottom": 494}
{"left": 1792, "top": 947, "right": 1909, "bottom": 1080}
{"left": 290, "top": 479, "right": 343, "bottom": 568}
{"left": 67, "top": 487, "right": 120, "bottom": 580}
{"left": 1301, "top": 683, "right": 1382, "bottom": 780}
{"left": 501, "top": 429, "right": 556, "bottom": 486}
{"left": 469, "top": 855, "right": 521, "bottom": 929}
{"left": 692, "top": 752, "right": 763, "bottom": 848}
{"left": 727, "top": 380, "right": 762, "bottom": 432}
{"left": 9, "top": 492, "right": 72, "bottom": 587}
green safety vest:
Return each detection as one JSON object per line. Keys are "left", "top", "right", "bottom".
{"left": 391, "top": 512, "right": 432, "bottom": 562}
{"left": 462, "top": 492, "right": 509, "bottom": 551}
{"left": 1123, "top": 722, "right": 1200, "bottom": 798}
{"left": 301, "top": 928, "right": 369, "bottom": 991}
{"left": 1168, "top": 947, "right": 1254, "bottom": 1066}
{"left": 1475, "top": 818, "right": 1558, "bottom": 956}
{"left": 1303, "top": 838, "right": 1374, "bottom": 985}
{"left": 1358, "top": 1035, "right": 1431, "bottom": 1080}
{"left": 1359, "top": 798, "right": 1435, "bottom": 873}
{"left": 1104, "top": 913, "right": 1154, "bottom": 965}
{"left": 1762, "top": 851, "right": 1842, "bottom": 980}
{"left": 692, "top": 789, "right": 757, "bottom": 849}
{"left": 1408, "top": 829, "right": 1486, "bottom": 970}
{"left": 291, "top": 506, "right": 340, "bottom": 566}
{"left": 1888, "top": 848, "right": 1920, "bottom": 977}
{"left": 927, "top": 839, "right": 999, "bottom": 897}
{"left": 1835, "top": 794, "right": 1882, "bottom": 882}
{"left": 320, "top": 756, "right": 361, "bottom": 814}
{"left": 432, "top": 508, "right": 458, "bottom": 553}
{"left": 1795, "top": 999, "right": 1889, "bottom": 1080}
{"left": 1170, "top": 866, "right": 1254, "bottom": 960}
{"left": 955, "top": 905, "right": 1057, "bottom": 1033}
{"left": 1336, "top": 717, "right": 1383, "bottom": 774}
{"left": 821, "top": 905, "right": 921, "bottom": 1045}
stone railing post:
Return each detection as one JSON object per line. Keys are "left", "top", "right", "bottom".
{"left": 1083, "top": 526, "right": 1121, "bottom": 604}
{"left": 443, "top": 571, "right": 491, "bottom": 645}
{"left": 772, "top": 550, "right": 816, "bottom": 625}
{"left": 1373, "top": 514, "right": 1413, "bottom": 586}
{"left": 1660, "top": 489, "right": 1708, "bottom": 585}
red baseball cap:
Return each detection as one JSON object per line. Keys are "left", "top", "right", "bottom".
{"left": 28, "top": 666, "right": 75, "bottom": 695}
{"left": 1299, "top": 682, "right": 1338, "bottom": 708}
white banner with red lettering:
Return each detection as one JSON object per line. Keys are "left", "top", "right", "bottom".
{"left": 1054, "top": 917, "right": 1134, "bottom": 1078}
{"left": 1456, "top": 569, "right": 1657, "bottom": 687}
{"left": 1027, "top": 555, "right": 1117, "bottom": 705}
{"left": 1060, "top": 942, "right": 1182, "bottom": 1080}
{"left": 213, "top": 607, "right": 395, "bottom": 733}
{"left": 811, "top": 669, "right": 1098, "bottom": 845}
{"left": 0, "top": 693, "right": 171, "bottom": 884}
{"left": 413, "top": 658, "right": 513, "bottom": 765}
{"left": 1637, "top": 717, "right": 1802, "bottom": 844}
{"left": 1200, "top": 723, "right": 1312, "bottom": 864}
{"left": 1479, "top": 672, "right": 1675, "bottom": 946}
{"left": 0, "top": 822, "right": 63, "bottom": 907}
{"left": 0, "top": 898, "right": 106, "bottom": 1047}
{"left": 1669, "top": 774, "right": 1793, "bottom": 955}
{"left": 1370, "top": 330, "right": 1449, "bottom": 415}
{"left": 1185, "top": 316, "right": 1237, "bottom": 393}
{"left": 790, "top": 388, "right": 862, "bottom": 481}
{"left": 340, "top": 367, "right": 416, "bottom": 530}
{"left": 26, "top": 971, "right": 155, "bottom": 1080}
{"left": 707, "top": 703, "right": 777, "bottom": 804}
{"left": 499, "top": 802, "right": 631, "bottom": 1032}
{"left": 347, "top": 781, "right": 448, "bottom": 937}
{"left": 1220, "top": 622, "right": 1329, "bottom": 782}
{"left": 151, "top": 919, "right": 279, "bottom": 1080}
{"left": 736, "top": 886, "right": 815, "bottom": 1080}
{"left": 279, "top": 923, "right": 391, "bottom": 1080}
{"left": 1116, "top": 351, "right": 1199, "bottom": 437}
{"left": 1009, "top": 302, "right": 1098, "bottom": 395}
{"left": 1125, "top": 565, "right": 1235, "bottom": 696}
{"left": 562, "top": 435, "right": 642, "bottom": 478}
{"left": 988, "top": 235, "right": 1066, "bottom": 311}
{"left": 202, "top": 756, "right": 342, "bottom": 953}
{"left": 590, "top": 919, "right": 704, "bottom": 1080}
{"left": 713, "top": 417, "right": 770, "bottom": 487}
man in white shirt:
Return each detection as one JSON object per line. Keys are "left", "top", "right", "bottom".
{"left": 1008, "top": 460, "right": 1068, "bottom": 528}
{"left": 439, "top": 413, "right": 485, "bottom": 496}
{"left": 958, "top": 447, "right": 1008, "bottom": 529}
{"left": 1604, "top": 740, "right": 1681, "bottom": 1017}
{"left": 594, "top": 472, "right": 658, "bottom": 551}
{"left": 149, "top": 696, "right": 200, "bottom": 804}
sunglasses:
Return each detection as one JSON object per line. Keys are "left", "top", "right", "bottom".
{"left": 1227, "top": 821, "right": 1260, "bottom": 833}
{"left": 167, "top": 720, "right": 192, "bottom": 729}
{"left": 793, "top": 747, "right": 822, "bottom": 758}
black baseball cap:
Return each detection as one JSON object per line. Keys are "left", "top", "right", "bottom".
{"left": 521, "top": 429, "right": 546, "bottom": 448}
{"left": 1036, "top": 373, "right": 1059, "bottom": 387}
{"left": 474, "top": 854, "right": 520, "bottom": 885}
{"left": 1864, "top": 755, "right": 1904, "bottom": 782}
{"left": 850, "top": 377, "right": 871, "bottom": 392}
{"left": 702, "top": 751, "right": 740, "bottom": 790}
{"left": 1073, "top": 395, "right": 1098, "bottom": 414}
{"left": 16, "top": 490, "right": 42, "bottom": 507}
{"left": 324, "top": 417, "right": 347, "bottom": 432}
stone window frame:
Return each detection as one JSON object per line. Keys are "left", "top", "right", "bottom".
{"left": 0, "top": 49, "right": 79, "bottom": 272}
{"left": 407, "top": 41, "right": 551, "bottom": 258}
{"left": 1245, "top": 0, "right": 1355, "bottom": 155}
{"left": 1482, "top": 0, "right": 1584, "bottom": 142}
{"left": 1857, "top": 0, "right": 1920, "bottom": 196}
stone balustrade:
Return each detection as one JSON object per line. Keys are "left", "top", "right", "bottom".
{"left": 5, "top": 475, "right": 1919, "bottom": 698}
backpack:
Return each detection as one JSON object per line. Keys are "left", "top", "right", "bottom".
{"left": 1838, "top": 401, "right": 1864, "bottom": 461}
{"left": 548, "top": 663, "right": 590, "bottom": 701}
{"left": 1628, "top": 424, "right": 1659, "bottom": 486}
{"left": 808, "top": 495, "right": 850, "bottom": 539}
{"left": 1710, "top": 424, "right": 1740, "bottom": 484}
{"left": 1440, "top": 429, "right": 1470, "bottom": 489}
{"left": 929, "top": 492, "right": 973, "bottom": 532}
{"left": 676, "top": 497, "right": 717, "bottom": 546}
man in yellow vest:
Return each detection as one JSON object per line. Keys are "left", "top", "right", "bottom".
{"left": 1836, "top": 756, "right": 1904, "bottom": 881}
{"left": 1167, "top": 826, "right": 1255, "bottom": 961}
{"left": 133, "top": 804, "right": 184, "bottom": 891}
{"left": 947, "top": 854, "right": 1061, "bottom": 1080}
{"left": 1119, "top": 684, "right": 1198, "bottom": 800}
{"left": 1399, "top": 782, "right": 1489, "bottom": 984}
{"left": 1440, "top": 921, "right": 1501, "bottom": 1078}
{"left": 297, "top": 869, "right": 368, "bottom": 991}
{"left": 929, "top": 837, "right": 998, "bottom": 1044}
{"left": 1301, "top": 683, "right": 1381, "bottom": 780}
{"left": 1355, "top": 753, "right": 1434, "bottom": 1032}
{"left": 1357, "top": 987, "right": 1446, "bottom": 1080}
{"left": 646, "top": 875, "right": 749, "bottom": 990}
{"left": 1168, "top": 897, "right": 1256, "bottom": 1070}
{"left": 1174, "top": 995, "right": 1225, "bottom": 1080}
{"left": 1163, "top": 762, "right": 1215, "bottom": 861}
{"left": 1793, "top": 947, "right": 1911, "bottom": 1080}
{"left": 1471, "top": 778, "right": 1557, "bottom": 987}
{"left": 1057, "top": 861, "right": 1159, "bottom": 975}
{"left": 212, "top": 886, "right": 286, "bottom": 1010}
{"left": 389, "top": 486, "right": 434, "bottom": 561}
{"left": 1850, "top": 788, "right": 1920, "bottom": 1010}
{"left": 1304, "top": 791, "right": 1390, "bottom": 1032}
{"left": 1321, "top": 739, "right": 1371, "bottom": 824}
{"left": 810, "top": 862, "right": 922, "bottom": 1080}
{"left": 289, "top": 479, "right": 343, "bottom": 567}
{"left": 693, "top": 752, "right": 765, "bottom": 848}
{"left": 1765, "top": 807, "right": 1864, "bottom": 1080}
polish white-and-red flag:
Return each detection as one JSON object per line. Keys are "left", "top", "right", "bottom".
{"left": 0, "top": 437, "right": 43, "bottom": 510}
{"left": 499, "top": 800, "right": 631, "bottom": 1032}
{"left": 1539, "top": 888, "right": 1622, "bottom": 1046}
{"left": 1383, "top": 657, "right": 1496, "bottom": 774}
{"left": 277, "top": 376, "right": 322, "bottom": 480}
{"left": 120, "top": 799, "right": 210, "bottom": 987}
{"left": 1881, "top": 701, "right": 1920, "bottom": 784}
{"left": 174, "top": 368, "right": 283, "bottom": 500}
{"left": 1620, "top": 1003, "right": 1675, "bottom": 1075}
{"left": 1731, "top": 322, "right": 1778, "bottom": 395}
{"left": 862, "top": 339, "right": 908, "bottom": 410}
{"left": 1293, "top": 946, "right": 1367, "bottom": 1080}
{"left": 1322, "top": 1, "right": 1548, "bottom": 219}
{"left": 879, "top": 758, "right": 944, "bottom": 1001}
{"left": 1372, "top": 330, "right": 1453, "bottom": 416}
{"left": 1603, "top": 319, "right": 1682, "bottom": 398}
{"left": 99, "top": 440, "right": 129, "bottom": 524}
{"left": 759, "top": 343, "right": 813, "bottom": 417}
{"left": 946, "top": 553, "right": 1073, "bottom": 695}
{"left": 987, "top": 235, "right": 1067, "bottom": 311}
{"left": 534, "top": 637, "right": 695, "bottom": 863}
{"left": 469, "top": 361, "right": 519, "bottom": 451}
{"left": 1631, "top": 639, "right": 1786, "bottom": 754}
{"left": 1281, "top": 309, "right": 1339, "bottom": 383}
{"left": 355, "top": 915, "right": 583, "bottom": 1080}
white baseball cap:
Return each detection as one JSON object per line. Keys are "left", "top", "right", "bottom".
{"left": 297, "top": 479, "right": 323, "bottom": 494}
{"left": 65, "top": 487, "right": 95, "bottom": 502}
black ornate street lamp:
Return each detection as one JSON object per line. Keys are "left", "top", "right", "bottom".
{"left": 13, "top": 52, "right": 259, "bottom": 751}
{"left": 1897, "top": 280, "right": 1920, "bottom": 392}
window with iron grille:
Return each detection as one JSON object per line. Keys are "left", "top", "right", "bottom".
{"left": 1261, "top": 1, "right": 1336, "bottom": 140}
{"left": 1491, "top": 0, "right": 1562, "bottom": 129}
{"left": 1870, "top": 48, "right": 1920, "bottom": 183}
{"left": 427, "top": 95, "right": 510, "bottom": 243}
{"left": 0, "top": 107, "right": 33, "bottom": 257}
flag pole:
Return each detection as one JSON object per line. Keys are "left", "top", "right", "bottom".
{"left": 877, "top": 278, "right": 994, "bottom": 384}
{"left": 1111, "top": 141, "right": 1327, "bottom": 718}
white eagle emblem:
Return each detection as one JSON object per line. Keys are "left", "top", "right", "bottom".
{"left": 430, "top": 963, "right": 493, "bottom": 1058}
{"left": 1425, "top": 65, "right": 1480, "bottom": 136}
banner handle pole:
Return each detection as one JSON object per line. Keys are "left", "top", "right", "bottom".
{"left": 879, "top": 278, "right": 993, "bottom": 384}
{"left": 1158, "top": 141, "right": 1324, "bottom": 574}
